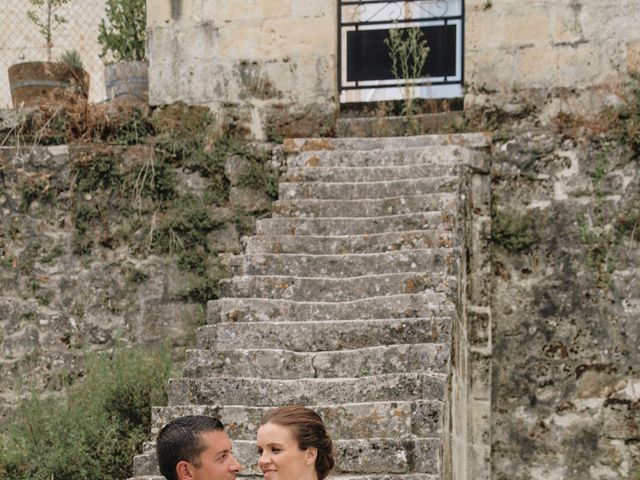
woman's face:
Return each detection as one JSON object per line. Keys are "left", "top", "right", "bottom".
{"left": 256, "top": 422, "right": 317, "bottom": 480}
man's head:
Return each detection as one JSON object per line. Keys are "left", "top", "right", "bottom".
{"left": 157, "top": 415, "right": 242, "bottom": 480}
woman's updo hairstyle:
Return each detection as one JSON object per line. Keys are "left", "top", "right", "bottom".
{"left": 260, "top": 405, "right": 335, "bottom": 480}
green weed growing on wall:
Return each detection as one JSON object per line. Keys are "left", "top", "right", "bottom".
{"left": 491, "top": 208, "right": 539, "bottom": 253}
{"left": 385, "top": 26, "right": 430, "bottom": 132}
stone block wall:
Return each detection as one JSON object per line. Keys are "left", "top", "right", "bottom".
{"left": 0, "top": 145, "right": 200, "bottom": 419}
{"left": 0, "top": 140, "right": 278, "bottom": 422}
{"left": 490, "top": 127, "right": 640, "bottom": 479}
{"left": 465, "top": 0, "right": 640, "bottom": 120}
{"left": 146, "top": 0, "right": 337, "bottom": 139}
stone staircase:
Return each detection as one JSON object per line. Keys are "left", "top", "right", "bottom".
{"left": 130, "top": 134, "right": 489, "bottom": 480}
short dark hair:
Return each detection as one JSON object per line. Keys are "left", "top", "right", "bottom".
{"left": 260, "top": 405, "right": 335, "bottom": 480}
{"left": 156, "top": 415, "right": 225, "bottom": 480}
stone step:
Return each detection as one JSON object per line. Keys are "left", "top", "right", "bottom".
{"left": 272, "top": 193, "right": 456, "bottom": 218}
{"left": 130, "top": 471, "right": 438, "bottom": 480}
{"left": 168, "top": 373, "right": 444, "bottom": 407}
{"left": 287, "top": 147, "right": 457, "bottom": 169}
{"left": 223, "top": 249, "right": 456, "bottom": 277}
{"left": 243, "top": 230, "right": 454, "bottom": 254}
{"left": 256, "top": 211, "right": 452, "bottom": 236}
{"left": 283, "top": 133, "right": 489, "bottom": 156}
{"left": 196, "top": 317, "right": 450, "bottom": 351}
{"left": 134, "top": 437, "right": 439, "bottom": 476}
{"left": 279, "top": 177, "right": 457, "bottom": 200}
{"left": 183, "top": 343, "right": 449, "bottom": 379}
{"left": 219, "top": 272, "right": 455, "bottom": 302}
{"left": 283, "top": 162, "right": 457, "bottom": 183}
{"left": 208, "top": 292, "right": 453, "bottom": 323}
{"left": 131, "top": 471, "right": 437, "bottom": 480}
{"left": 152, "top": 400, "right": 443, "bottom": 441}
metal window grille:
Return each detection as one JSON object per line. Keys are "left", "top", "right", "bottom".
{"left": 338, "top": 0, "right": 464, "bottom": 103}
{"left": 1, "top": 0, "right": 108, "bottom": 107}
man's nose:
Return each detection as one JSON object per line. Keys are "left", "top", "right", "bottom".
{"left": 230, "top": 454, "right": 242, "bottom": 472}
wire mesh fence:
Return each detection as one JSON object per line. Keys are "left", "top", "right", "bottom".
{"left": 1, "top": 0, "right": 108, "bottom": 107}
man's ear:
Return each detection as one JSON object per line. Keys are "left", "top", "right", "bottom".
{"left": 176, "top": 460, "right": 193, "bottom": 480}
{"left": 305, "top": 447, "right": 318, "bottom": 466}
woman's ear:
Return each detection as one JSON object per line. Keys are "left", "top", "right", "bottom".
{"left": 305, "top": 447, "right": 318, "bottom": 466}
{"left": 176, "top": 460, "right": 193, "bottom": 480}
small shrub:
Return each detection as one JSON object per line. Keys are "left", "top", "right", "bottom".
{"left": 127, "top": 267, "right": 148, "bottom": 284}
{"left": 72, "top": 203, "right": 99, "bottom": 255}
{"left": 106, "top": 107, "right": 155, "bottom": 145}
{"left": 177, "top": 250, "right": 208, "bottom": 275}
{"left": 73, "top": 153, "right": 123, "bottom": 192}
{"left": 492, "top": 209, "right": 538, "bottom": 253}
{"left": 0, "top": 346, "right": 172, "bottom": 480}
{"left": 238, "top": 158, "right": 279, "bottom": 201}
{"left": 20, "top": 174, "right": 53, "bottom": 212}
{"left": 153, "top": 195, "right": 223, "bottom": 254}
{"left": 179, "top": 273, "right": 224, "bottom": 305}
{"left": 98, "top": 0, "right": 146, "bottom": 62}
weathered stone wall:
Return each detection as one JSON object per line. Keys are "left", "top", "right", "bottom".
{"left": 146, "top": 1, "right": 640, "bottom": 136}
{"left": 0, "top": 0, "right": 107, "bottom": 106}
{"left": 465, "top": 0, "right": 640, "bottom": 120}
{"left": 0, "top": 140, "right": 277, "bottom": 421}
{"left": 490, "top": 125, "right": 640, "bottom": 479}
{"left": 146, "top": 0, "right": 337, "bottom": 139}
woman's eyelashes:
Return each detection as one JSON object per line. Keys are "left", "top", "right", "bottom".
{"left": 257, "top": 446, "right": 283, "bottom": 456}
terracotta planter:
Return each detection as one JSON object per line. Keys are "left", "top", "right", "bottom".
{"left": 8, "top": 61, "right": 90, "bottom": 107}
{"left": 105, "top": 60, "right": 148, "bottom": 104}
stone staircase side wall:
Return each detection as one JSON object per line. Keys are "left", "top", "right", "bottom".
{"left": 444, "top": 146, "right": 492, "bottom": 480}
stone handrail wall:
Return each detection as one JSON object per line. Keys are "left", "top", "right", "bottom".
{"left": 445, "top": 143, "right": 492, "bottom": 480}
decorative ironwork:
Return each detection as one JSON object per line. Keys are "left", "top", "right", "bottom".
{"left": 338, "top": 0, "right": 464, "bottom": 103}
{"left": 342, "top": 0, "right": 451, "bottom": 24}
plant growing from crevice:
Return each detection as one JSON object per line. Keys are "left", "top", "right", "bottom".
{"left": 384, "top": 26, "right": 430, "bottom": 133}
{"left": 578, "top": 213, "right": 616, "bottom": 287}
{"left": 491, "top": 208, "right": 539, "bottom": 253}
{"left": 20, "top": 173, "right": 53, "bottom": 212}
{"left": 238, "top": 156, "right": 279, "bottom": 201}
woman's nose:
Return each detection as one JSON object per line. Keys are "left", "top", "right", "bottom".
{"left": 258, "top": 451, "right": 270, "bottom": 466}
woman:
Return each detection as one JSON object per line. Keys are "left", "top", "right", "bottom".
{"left": 256, "top": 405, "right": 335, "bottom": 480}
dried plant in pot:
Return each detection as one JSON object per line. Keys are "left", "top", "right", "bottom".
{"left": 8, "top": 0, "right": 90, "bottom": 107}
{"left": 98, "top": 0, "right": 148, "bottom": 104}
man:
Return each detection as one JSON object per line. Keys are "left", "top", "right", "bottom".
{"left": 156, "top": 415, "right": 243, "bottom": 480}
